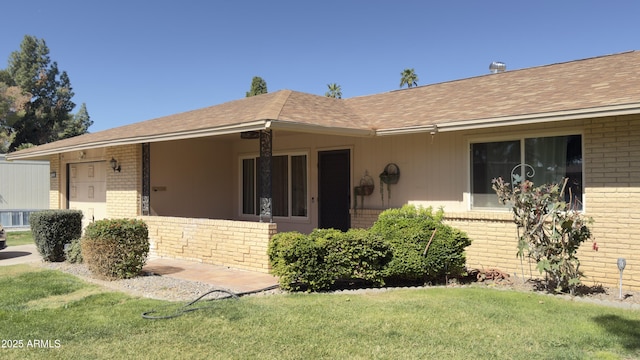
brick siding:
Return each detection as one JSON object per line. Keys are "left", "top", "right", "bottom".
{"left": 49, "top": 155, "right": 60, "bottom": 209}
{"left": 106, "top": 145, "right": 141, "bottom": 218}
{"left": 348, "top": 117, "right": 640, "bottom": 291}
{"left": 350, "top": 209, "right": 383, "bottom": 229}
{"left": 141, "top": 216, "right": 277, "bottom": 273}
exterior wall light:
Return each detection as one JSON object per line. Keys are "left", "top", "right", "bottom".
{"left": 617, "top": 257, "right": 626, "bottom": 299}
{"left": 110, "top": 157, "right": 121, "bottom": 172}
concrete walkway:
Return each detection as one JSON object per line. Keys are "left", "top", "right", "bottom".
{"left": 0, "top": 244, "right": 43, "bottom": 266}
{"left": 143, "top": 258, "right": 279, "bottom": 293}
{"left": 1, "top": 244, "right": 279, "bottom": 293}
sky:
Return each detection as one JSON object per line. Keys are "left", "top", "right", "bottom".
{"left": 1, "top": 0, "right": 639, "bottom": 132}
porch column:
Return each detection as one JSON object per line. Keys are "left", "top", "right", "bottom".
{"left": 141, "top": 142, "right": 150, "bottom": 215}
{"left": 259, "top": 129, "right": 273, "bottom": 222}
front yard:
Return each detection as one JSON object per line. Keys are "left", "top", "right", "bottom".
{"left": 1, "top": 264, "right": 639, "bottom": 359}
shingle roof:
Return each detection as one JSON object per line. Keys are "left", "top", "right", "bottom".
{"left": 347, "top": 50, "right": 640, "bottom": 131}
{"left": 9, "top": 50, "right": 640, "bottom": 159}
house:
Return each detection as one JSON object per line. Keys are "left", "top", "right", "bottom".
{"left": 0, "top": 154, "right": 49, "bottom": 228}
{"left": 7, "top": 51, "right": 640, "bottom": 290}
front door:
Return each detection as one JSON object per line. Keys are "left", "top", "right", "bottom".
{"left": 68, "top": 161, "right": 107, "bottom": 228}
{"left": 318, "top": 149, "right": 350, "bottom": 231}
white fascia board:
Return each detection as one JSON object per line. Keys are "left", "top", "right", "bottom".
{"left": 376, "top": 124, "right": 438, "bottom": 136}
{"left": 435, "top": 103, "right": 640, "bottom": 132}
{"left": 267, "top": 120, "right": 375, "bottom": 137}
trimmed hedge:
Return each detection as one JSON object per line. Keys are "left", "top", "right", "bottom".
{"left": 327, "top": 228, "right": 391, "bottom": 286}
{"left": 370, "top": 205, "right": 471, "bottom": 283}
{"left": 269, "top": 205, "right": 472, "bottom": 292}
{"left": 30, "top": 210, "right": 83, "bottom": 262}
{"left": 81, "top": 219, "right": 149, "bottom": 280}
{"left": 268, "top": 228, "right": 391, "bottom": 291}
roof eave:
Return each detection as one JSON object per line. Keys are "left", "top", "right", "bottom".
{"left": 375, "top": 103, "right": 640, "bottom": 135}
{"left": 6, "top": 120, "right": 270, "bottom": 161}
{"left": 435, "top": 103, "right": 640, "bottom": 132}
{"left": 376, "top": 125, "right": 438, "bottom": 136}
{"left": 267, "top": 120, "right": 375, "bottom": 137}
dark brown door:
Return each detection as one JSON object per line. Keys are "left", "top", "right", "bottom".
{"left": 318, "top": 149, "right": 350, "bottom": 231}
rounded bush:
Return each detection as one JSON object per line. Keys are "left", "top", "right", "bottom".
{"left": 326, "top": 228, "right": 391, "bottom": 286}
{"left": 268, "top": 228, "right": 391, "bottom": 291}
{"left": 268, "top": 230, "right": 331, "bottom": 291}
{"left": 81, "top": 219, "right": 149, "bottom": 280}
{"left": 370, "top": 205, "right": 471, "bottom": 283}
{"left": 30, "top": 210, "right": 83, "bottom": 262}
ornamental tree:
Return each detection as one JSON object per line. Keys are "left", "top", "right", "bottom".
{"left": 492, "top": 176, "right": 593, "bottom": 294}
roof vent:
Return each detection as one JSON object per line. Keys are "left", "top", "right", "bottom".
{"left": 489, "top": 61, "right": 506, "bottom": 74}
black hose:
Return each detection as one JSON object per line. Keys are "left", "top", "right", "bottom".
{"left": 141, "top": 284, "right": 280, "bottom": 320}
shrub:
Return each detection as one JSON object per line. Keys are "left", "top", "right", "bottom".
{"left": 268, "top": 231, "right": 310, "bottom": 290}
{"left": 268, "top": 228, "right": 392, "bottom": 291}
{"left": 30, "top": 210, "right": 83, "bottom": 262}
{"left": 493, "top": 177, "right": 593, "bottom": 294}
{"left": 64, "top": 238, "right": 83, "bottom": 264}
{"left": 370, "top": 205, "right": 471, "bottom": 283}
{"left": 327, "top": 228, "right": 391, "bottom": 287}
{"left": 268, "top": 230, "right": 334, "bottom": 291}
{"left": 81, "top": 219, "right": 149, "bottom": 280}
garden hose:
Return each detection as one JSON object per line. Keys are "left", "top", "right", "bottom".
{"left": 141, "top": 284, "right": 280, "bottom": 320}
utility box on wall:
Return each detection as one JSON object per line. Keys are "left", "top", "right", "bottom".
{"left": 0, "top": 154, "right": 50, "bottom": 228}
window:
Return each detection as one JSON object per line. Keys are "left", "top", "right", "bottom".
{"left": 471, "top": 134, "right": 582, "bottom": 209}
{"left": 241, "top": 154, "right": 308, "bottom": 218}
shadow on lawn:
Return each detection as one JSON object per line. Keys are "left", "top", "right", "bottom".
{"left": 593, "top": 315, "right": 640, "bottom": 351}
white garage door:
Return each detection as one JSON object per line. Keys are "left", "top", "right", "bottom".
{"left": 68, "top": 161, "right": 107, "bottom": 228}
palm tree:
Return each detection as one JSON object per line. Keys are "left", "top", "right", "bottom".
{"left": 399, "top": 68, "right": 419, "bottom": 88}
{"left": 325, "top": 83, "right": 342, "bottom": 99}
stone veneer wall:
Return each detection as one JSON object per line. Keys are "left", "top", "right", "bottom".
{"left": 142, "top": 216, "right": 277, "bottom": 273}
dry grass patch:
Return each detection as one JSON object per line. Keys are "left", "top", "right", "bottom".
{"left": 25, "top": 286, "right": 104, "bottom": 310}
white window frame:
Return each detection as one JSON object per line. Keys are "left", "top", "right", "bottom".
{"left": 238, "top": 151, "right": 309, "bottom": 221}
{"left": 467, "top": 130, "right": 585, "bottom": 211}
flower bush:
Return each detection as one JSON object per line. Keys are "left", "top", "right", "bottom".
{"left": 492, "top": 177, "right": 593, "bottom": 294}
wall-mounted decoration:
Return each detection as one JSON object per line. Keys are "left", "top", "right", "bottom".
{"left": 379, "top": 163, "right": 400, "bottom": 207}
{"left": 353, "top": 171, "right": 374, "bottom": 215}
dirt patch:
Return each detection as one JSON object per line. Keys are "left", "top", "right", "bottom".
{"left": 462, "top": 270, "right": 640, "bottom": 309}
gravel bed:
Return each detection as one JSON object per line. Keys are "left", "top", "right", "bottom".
{"left": 38, "top": 262, "right": 241, "bottom": 302}
{"left": 36, "top": 262, "right": 640, "bottom": 310}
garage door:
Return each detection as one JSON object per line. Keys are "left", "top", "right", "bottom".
{"left": 68, "top": 161, "right": 107, "bottom": 228}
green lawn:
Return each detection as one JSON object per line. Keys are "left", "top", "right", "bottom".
{"left": 4, "top": 231, "right": 33, "bottom": 246}
{"left": 1, "top": 264, "right": 639, "bottom": 360}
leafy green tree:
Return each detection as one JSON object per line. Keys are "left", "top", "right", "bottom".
{"left": 0, "top": 83, "right": 15, "bottom": 153}
{"left": 0, "top": 81, "right": 30, "bottom": 153}
{"left": 0, "top": 69, "right": 14, "bottom": 85}
{"left": 246, "top": 76, "right": 268, "bottom": 97}
{"left": 324, "top": 83, "right": 342, "bottom": 99}
{"left": 56, "top": 102, "right": 92, "bottom": 139}
{"left": 399, "top": 68, "right": 419, "bottom": 88}
{"left": 5, "top": 35, "right": 78, "bottom": 150}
